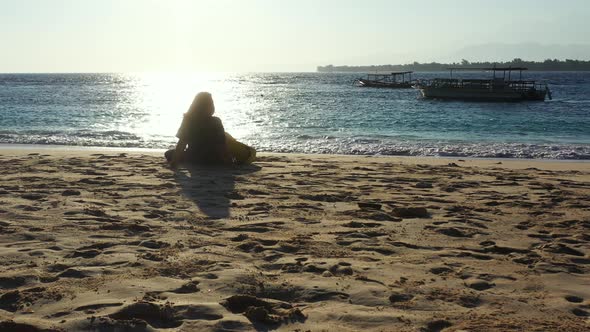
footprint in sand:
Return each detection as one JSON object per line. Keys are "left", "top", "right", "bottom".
{"left": 237, "top": 241, "right": 265, "bottom": 253}
{"left": 303, "top": 263, "right": 327, "bottom": 274}
{"left": 424, "top": 320, "right": 453, "bottom": 332}
{"left": 415, "top": 181, "right": 433, "bottom": 188}
{"left": 329, "top": 262, "right": 353, "bottom": 276}
{"left": 221, "top": 294, "right": 305, "bottom": 326}
{"left": 572, "top": 308, "right": 590, "bottom": 317}
{"left": 565, "top": 295, "right": 584, "bottom": 303}
{"left": 429, "top": 267, "right": 454, "bottom": 275}
{"left": 20, "top": 193, "right": 45, "bottom": 200}
{"left": 58, "top": 268, "right": 91, "bottom": 279}
{"left": 15, "top": 204, "right": 43, "bottom": 211}
{"left": 68, "top": 249, "right": 101, "bottom": 259}
{"left": 138, "top": 239, "right": 170, "bottom": 249}
{"left": 392, "top": 206, "right": 430, "bottom": 218}
{"left": 0, "top": 321, "right": 54, "bottom": 331}
{"left": 458, "top": 294, "right": 481, "bottom": 308}
{"left": 388, "top": 292, "right": 414, "bottom": 303}
{"left": 141, "top": 252, "right": 165, "bottom": 261}
{"left": 343, "top": 220, "right": 383, "bottom": 228}
{"left": 0, "top": 286, "right": 49, "bottom": 312}
{"left": 107, "top": 302, "right": 183, "bottom": 328}
{"left": 0, "top": 275, "right": 39, "bottom": 289}
{"left": 171, "top": 281, "right": 200, "bottom": 294}
{"left": 466, "top": 279, "right": 494, "bottom": 291}
{"left": 74, "top": 302, "right": 124, "bottom": 313}
{"left": 435, "top": 227, "right": 470, "bottom": 237}
{"left": 61, "top": 188, "right": 81, "bottom": 196}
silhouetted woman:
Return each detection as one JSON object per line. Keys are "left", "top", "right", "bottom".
{"left": 166, "top": 92, "right": 230, "bottom": 167}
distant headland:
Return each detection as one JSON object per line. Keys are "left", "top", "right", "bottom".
{"left": 317, "top": 59, "right": 590, "bottom": 72}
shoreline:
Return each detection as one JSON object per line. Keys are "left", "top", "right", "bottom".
{"left": 1, "top": 143, "right": 589, "bottom": 168}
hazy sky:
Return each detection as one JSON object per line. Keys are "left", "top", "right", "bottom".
{"left": 2, "top": 0, "right": 589, "bottom": 72}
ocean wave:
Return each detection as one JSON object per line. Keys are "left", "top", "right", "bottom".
{"left": 0, "top": 130, "right": 174, "bottom": 149}
{"left": 254, "top": 138, "right": 590, "bottom": 160}
{"left": 1, "top": 132, "right": 589, "bottom": 159}
{"left": 1, "top": 129, "right": 589, "bottom": 159}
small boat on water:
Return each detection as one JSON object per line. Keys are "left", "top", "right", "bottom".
{"left": 355, "top": 71, "right": 414, "bottom": 88}
{"left": 414, "top": 67, "right": 551, "bottom": 101}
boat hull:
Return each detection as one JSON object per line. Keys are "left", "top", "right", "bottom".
{"left": 418, "top": 86, "right": 546, "bottom": 101}
{"left": 358, "top": 79, "right": 412, "bottom": 89}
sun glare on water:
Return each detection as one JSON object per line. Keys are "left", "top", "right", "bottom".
{"left": 118, "top": 72, "right": 260, "bottom": 146}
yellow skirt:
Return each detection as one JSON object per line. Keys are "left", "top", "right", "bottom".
{"left": 225, "top": 132, "right": 256, "bottom": 164}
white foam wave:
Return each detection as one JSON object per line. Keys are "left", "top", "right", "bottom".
{"left": 1, "top": 132, "right": 589, "bottom": 160}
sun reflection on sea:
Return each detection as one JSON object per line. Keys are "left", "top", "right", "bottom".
{"left": 114, "top": 71, "right": 261, "bottom": 147}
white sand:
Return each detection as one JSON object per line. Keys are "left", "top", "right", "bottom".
{"left": 0, "top": 149, "right": 589, "bottom": 331}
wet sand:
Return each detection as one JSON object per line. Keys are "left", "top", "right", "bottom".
{"left": 0, "top": 149, "right": 589, "bottom": 331}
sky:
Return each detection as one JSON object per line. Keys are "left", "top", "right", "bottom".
{"left": 1, "top": 0, "right": 589, "bottom": 72}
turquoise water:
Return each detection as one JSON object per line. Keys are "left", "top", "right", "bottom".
{"left": 0, "top": 72, "right": 589, "bottom": 159}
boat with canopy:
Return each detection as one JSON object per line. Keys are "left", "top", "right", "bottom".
{"left": 355, "top": 71, "right": 414, "bottom": 88}
{"left": 414, "top": 67, "right": 551, "bottom": 101}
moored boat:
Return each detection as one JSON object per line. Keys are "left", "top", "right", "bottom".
{"left": 415, "top": 67, "right": 551, "bottom": 101}
{"left": 356, "top": 71, "right": 414, "bottom": 88}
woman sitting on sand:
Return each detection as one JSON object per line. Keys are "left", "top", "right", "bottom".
{"left": 165, "top": 92, "right": 256, "bottom": 167}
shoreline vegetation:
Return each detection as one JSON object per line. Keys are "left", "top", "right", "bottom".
{"left": 317, "top": 58, "right": 590, "bottom": 72}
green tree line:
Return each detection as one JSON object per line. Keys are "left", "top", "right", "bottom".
{"left": 317, "top": 59, "right": 590, "bottom": 72}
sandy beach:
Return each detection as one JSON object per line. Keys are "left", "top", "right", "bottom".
{"left": 0, "top": 148, "right": 589, "bottom": 331}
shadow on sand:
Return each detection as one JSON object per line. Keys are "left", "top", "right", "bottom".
{"left": 174, "top": 164, "right": 261, "bottom": 219}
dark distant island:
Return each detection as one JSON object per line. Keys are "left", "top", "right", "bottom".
{"left": 317, "top": 59, "right": 590, "bottom": 72}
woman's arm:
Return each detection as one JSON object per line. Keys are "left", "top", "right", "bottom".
{"left": 212, "top": 118, "right": 232, "bottom": 164}
{"left": 170, "top": 138, "right": 187, "bottom": 168}
{"left": 215, "top": 139, "right": 232, "bottom": 165}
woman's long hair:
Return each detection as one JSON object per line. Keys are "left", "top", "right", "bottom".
{"left": 186, "top": 92, "right": 215, "bottom": 117}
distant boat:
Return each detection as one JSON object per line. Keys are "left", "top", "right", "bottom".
{"left": 414, "top": 67, "right": 551, "bottom": 101}
{"left": 355, "top": 71, "right": 414, "bottom": 89}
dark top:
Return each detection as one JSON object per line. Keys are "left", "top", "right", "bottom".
{"left": 176, "top": 114, "right": 226, "bottom": 163}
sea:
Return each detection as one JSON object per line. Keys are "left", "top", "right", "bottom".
{"left": 0, "top": 72, "right": 589, "bottom": 159}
